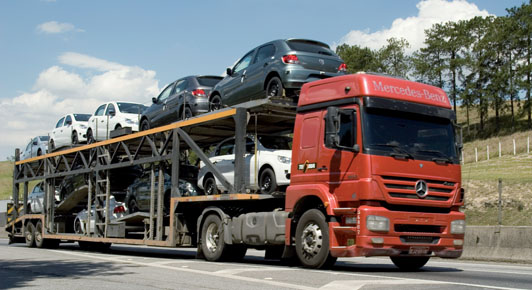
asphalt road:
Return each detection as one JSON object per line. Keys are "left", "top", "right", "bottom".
{"left": 1, "top": 239, "right": 531, "bottom": 290}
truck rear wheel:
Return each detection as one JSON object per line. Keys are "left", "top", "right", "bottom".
{"left": 25, "top": 222, "right": 36, "bottom": 248}
{"left": 35, "top": 220, "right": 45, "bottom": 248}
{"left": 390, "top": 256, "right": 430, "bottom": 271}
{"left": 295, "top": 209, "right": 337, "bottom": 269}
{"left": 201, "top": 214, "right": 228, "bottom": 261}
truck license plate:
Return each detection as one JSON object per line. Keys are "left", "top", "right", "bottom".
{"left": 409, "top": 247, "right": 429, "bottom": 255}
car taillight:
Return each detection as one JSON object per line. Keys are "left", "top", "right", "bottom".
{"left": 339, "top": 63, "right": 347, "bottom": 72}
{"left": 113, "top": 205, "right": 125, "bottom": 213}
{"left": 282, "top": 54, "right": 299, "bottom": 64}
{"left": 191, "top": 89, "right": 206, "bottom": 97}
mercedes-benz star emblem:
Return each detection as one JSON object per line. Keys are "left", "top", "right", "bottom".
{"left": 415, "top": 180, "right": 428, "bottom": 198}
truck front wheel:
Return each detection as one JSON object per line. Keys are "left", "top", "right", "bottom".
{"left": 295, "top": 209, "right": 337, "bottom": 269}
{"left": 201, "top": 214, "right": 227, "bottom": 261}
{"left": 390, "top": 256, "right": 430, "bottom": 271}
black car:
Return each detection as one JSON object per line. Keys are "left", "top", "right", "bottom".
{"left": 209, "top": 39, "right": 346, "bottom": 110}
{"left": 139, "top": 75, "right": 223, "bottom": 130}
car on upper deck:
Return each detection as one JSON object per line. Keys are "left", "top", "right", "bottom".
{"left": 140, "top": 75, "right": 223, "bottom": 130}
{"left": 49, "top": 113, "right": 91, "bottom": 151}
{"left": 20, "top": 136, "right": 49, "bottom": 160}
{"left": 208, "top": 39, "right": 346, "bottom": 110}
{"left": 87, "top": 101, "right": 146, "bottom": 142}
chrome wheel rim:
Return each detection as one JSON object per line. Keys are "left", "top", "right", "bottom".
{"left": 205, "top": 223, "right": 219, "bottom": 253}
{"left": 300, "top": 222, "right": 323, "bottom": 259}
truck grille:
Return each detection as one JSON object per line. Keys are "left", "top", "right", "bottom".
{"left": 380, "top": 175, "right": 455, "bottom": 202}
{"left": 395, "top": 224, "right": 444, "bottom": 233}
{"left": 400, "top": 236, "right": 440, "bottom": 244}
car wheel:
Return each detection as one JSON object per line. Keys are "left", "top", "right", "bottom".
{"left": 128, "top": 198, "right": 139, "bottom": 214}
{"left": 72, "top": 131, "right": 79, "bottom": 145}
{"left": 201, "top": 214, "right": 230, "bottom": 261}
{"left": 35, "top": 220, "right": 45, "bottom": 248}
{"left": 266, "top": 77, "right": 284, "bottom": 97}
{"left": 87, "top": 129, "right": 95, "bottom": 144}
{"left": 181, "top": 106, "right": 193, "bottom": 120}
{"left": 209, "top": 95, "right": 222, "bottom": 111}
{"left": 115, "top": 124, "right": 122, "bottom": 130}
{"left": 27, "top": 203, "right": 32, "bottom": 214}
{"left": 259, "top": 168, "right": 278, "bottom": 194}
{"left": 74, "top": 218, "right": 84, "bottom": 234}
{"left": 140, "top": 119, "right": 150, "bottom": 131}
{"left": 390, "top": 256, "right": 430, "bottom": 271}
{"left": 37, "top": 149, "right": 42, "bottom": 156}
{"left": 49, "top": 140, "right": 55, "bottom": 152}
{"left": 25, "top": 222, "right": 36, "bottom": 248}
{"left": 203, "top": 176, "right": 218, "bottom": 195}
{"left": 295, "top": 209, "right": 337, "bottom": 269}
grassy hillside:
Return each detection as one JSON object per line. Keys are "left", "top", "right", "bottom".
{"left": 0, "top": 161, "right": 13, "bottom": 200}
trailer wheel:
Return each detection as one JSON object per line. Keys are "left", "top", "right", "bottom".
{"left": 203, "top": 176, "right": 219, "bottom": 195}
{"left": 259, "top": 168, "right": 278, "bottom": 194}
{"left": 35, "top": 220, "right": 45, "bottom": 248}
{"left": 295, "top": 209, "right": 337, "bottom": 269}
{"left": 201, "top": 214, "right": 227, "bottom": 261}
{"left": 25, "top": 222, "right": 36, "bottom": 248}
{"left": 390, "top": 256, "right": 430, "bottom": 271}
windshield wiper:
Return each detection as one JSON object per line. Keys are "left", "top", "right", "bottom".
{"left": 415, "top": 149, "right": 453, "bottom": 164}
{"left": 371, "top": 144, "right": 414, "bottom": 160}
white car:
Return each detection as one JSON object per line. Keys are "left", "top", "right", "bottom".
{"left": 198, "top": 135, "right": 292, "bottom": 195}
{"left": 27, "top": 181, "right": 60, "bottom": 213}
{"left": 73, "top": 196, "right": 127, "bottom": 234}
{"left": 20, "top": 136, "right": 49, "bottom": 160}
{"left": 86, "top": 101, "right": 146, "bottom": 142}
{"left": 49, "top": 114, "right": 91, "bottom": 151}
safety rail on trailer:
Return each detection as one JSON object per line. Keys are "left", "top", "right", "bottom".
{"left": 6, "top": 98, "right": 296, "bottom": 248}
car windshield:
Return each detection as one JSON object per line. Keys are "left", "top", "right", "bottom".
{"left": 286, "top": 40, "right": 334, "bottom": 56}
{"left": 363, "top": 107, "right": 458, "bottom": 163}
{"left": 117, "top": 103, "right": 146, "bottom": 114}
{"left": 73, "top": 114, "right": 91, "bottom": 121}
{"left": 197, "top": 76, "right": 223, "bottom": 87}
{"left": 39, "top": 136, "right": 49, "bottom": 141}
{"left": 258, "top": 135, "right": 292, "bottom": 150}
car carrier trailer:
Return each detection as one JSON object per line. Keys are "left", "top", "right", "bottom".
{"left": 6, "top": 73, "right": 466, "bottom": 270}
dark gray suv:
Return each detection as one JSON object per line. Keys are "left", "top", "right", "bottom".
{"left": 140, "top": 75, "right": 223, "bottom": 130}
{"left": 209, "top": 39, "right": 346, "bottom": 110}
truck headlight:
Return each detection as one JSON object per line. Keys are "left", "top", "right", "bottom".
{"left": 366, "top": 215, "right": 389, "bottom": 232}
{"left": 277, "top": 156, "right": 291, "bottom": 164}
{"left": 450, "top": 220, "right": 466, "bottom": 234}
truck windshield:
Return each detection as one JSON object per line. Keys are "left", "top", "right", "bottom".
{"left": 363, "top": 107, "right": 458, "bottom": 163}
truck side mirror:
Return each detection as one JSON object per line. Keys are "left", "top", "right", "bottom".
{"left": 226, "top": 67, "right": 233, "bottom": 77}
{"left": 324, "top": 106, "right": 340, "bottom": 148}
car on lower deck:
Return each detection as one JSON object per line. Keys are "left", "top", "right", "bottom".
{"left": 73, "top": 195, "right": 127, "bottom": 234}
{"left": 87, "top": 101, "right": 146, "bottom": 142}
{"left": 208, "top": 39, "right": 346, "bottom": 110}
{"left": 140, "top": 75, "right": 223, "bottom": 130}
{"left": 197, "top": 135, "right": 292, "bottom": 195}
{"left": 49, "top": 113, "right": 91, "bottom": 151}
{"left": 27, "top": 181, "right": 60, "bottom": 213}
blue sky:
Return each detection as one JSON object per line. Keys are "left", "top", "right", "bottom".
{"left": 0, "top": 0, "right": 525, "bottom": 159}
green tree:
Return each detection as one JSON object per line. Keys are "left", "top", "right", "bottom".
{"left": 335, "top": 44, "right": 377, "bottom": 73}
{"left": 375, "top": 38, "right": 411, "bottom": 78}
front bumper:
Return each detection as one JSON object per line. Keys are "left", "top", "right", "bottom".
{"left": 329, "top": 205, "right": 465, "bottom": 259}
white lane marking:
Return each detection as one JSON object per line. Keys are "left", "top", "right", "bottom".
{"left": 320, "top": 279, "right": 446, "bottom": 290}
{"left": 216, "top": 267, "right": 298, "bottom": 275}
{"left": 48, "top": 249, "right": 316, "bottom": 290}
{"left": 149, "top": 260, "right": 193, "bottom": 265}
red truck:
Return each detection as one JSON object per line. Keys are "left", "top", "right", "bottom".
{"left": 6, "top": 73, "right": 464, "bottom": 271}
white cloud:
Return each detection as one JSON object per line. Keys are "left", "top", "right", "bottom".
{"left": 0, "top": 53, "right": 160, "bottom": 159}
{"left": 37, "top": 21, "right": 84, "bottom": 34}
{"left": 337, "top": 0, "right": 491, "bottom": 53}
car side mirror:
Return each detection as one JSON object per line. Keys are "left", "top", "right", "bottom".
{"left": 226, "top": 67, "right": 233, "bottom": 76}
{"left": 109, "top": 109, "right": 116, "bottom": 116}
{"left": 65, "top": 120, "right": 72, "bottom": 126}
{"left": 152, "top": 97, "right": 157, "bottom": 104}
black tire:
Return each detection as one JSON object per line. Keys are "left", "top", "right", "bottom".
{"left": 140, "top": 119, "right": 151, "bottom": 131}
{"left": 27, "top": 204, "right": 32, "bottom": 214}
{"left": 201, "top": 214, "right": 228, "bottom": 261}
{"left": 115, "top": 124, "right": 122, "bottom": 130}
{"left": 259, "top": 168, "right": 278, "bottom": 194}
{"left": 86, "top": 129, "right": 95, "bottom": 144}
{"left": 37, "top": 149, "right": 42, "bottom": 156}
{"left": 295, "top": 209, "right": 337, "bottom": 269}
{"left": 128, "top": 198, "right": 139, "bottom": 214}
{"left": 74, "top": 218, "right": 84, "bottom": 234}
{"left": 25, "top": 222, "right": 36, "bottom": 248}
{"left": 266, "top": 77, "right": 283, "bottom": 97}
{"left": 390, "top": 256, "right": 430, "bottom": 271}
{"left": 49, "top": 140, "right": 55, "bottom": 152}
{"left": 181, "top": 106, "right": 193, "bottom": 120}
{"left": 203, "top": 176, "right": 218, "bottom": 195}
{"left": 35, "top": 220, "right": 45, "bottom": 248}
{"left": 72, "top": 131, "right": 79, "bottom": 145}
{"left": 209, "top": 95, "right": 222, "bottom": 111}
